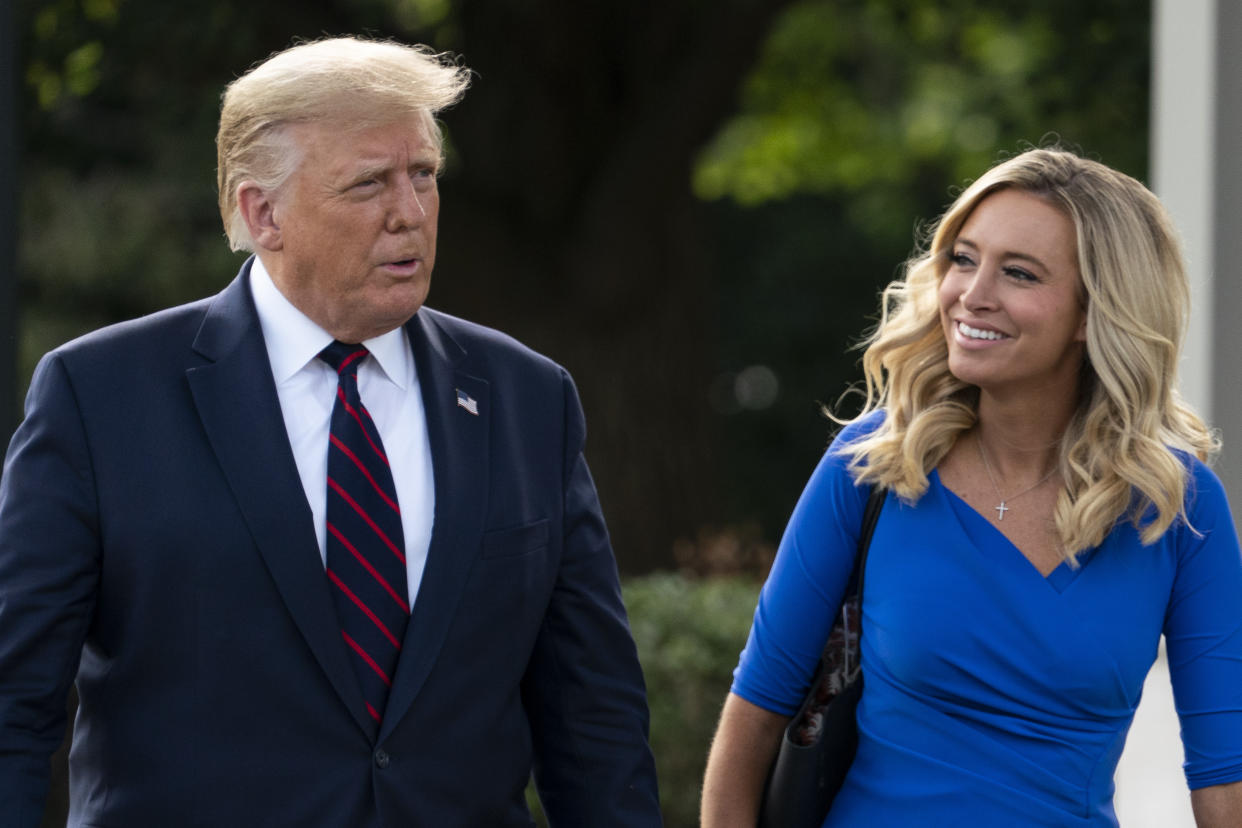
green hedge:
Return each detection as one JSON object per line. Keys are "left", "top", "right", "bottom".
{"left": 528, "top": 572, "right": 762, "bottom": 827}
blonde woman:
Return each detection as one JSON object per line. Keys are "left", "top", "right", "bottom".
{"left": 702, "top": 148, "right": 1242, "bottom": 827}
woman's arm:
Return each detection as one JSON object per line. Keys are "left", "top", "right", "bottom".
{"left": 1191, "top": 780, "right": 1242, "bottom": 827}
{"left": 1165, "top": 462, "right": 1242, "bottom": 826}
{"left": 700, "top": 692, "right": 789, "bottom": 828}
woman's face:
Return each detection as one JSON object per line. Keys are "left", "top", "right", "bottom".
{"left": 938, "top": 188, "right": 1087, "bottom": 399}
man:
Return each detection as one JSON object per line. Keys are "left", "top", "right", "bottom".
{"left": 0, "top": 36, "right": 661, "bottom": 827}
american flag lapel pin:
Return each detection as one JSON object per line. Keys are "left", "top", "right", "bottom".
{"left": 456, "top": 388, "right": 479, "bottom": 416}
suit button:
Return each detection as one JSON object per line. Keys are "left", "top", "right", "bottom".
{"left": 374, "top": 749, "right": 390, "bottom": 769}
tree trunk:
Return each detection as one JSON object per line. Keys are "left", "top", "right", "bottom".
{"left": 435, "top": 0, "right": 799, "bottom": 570}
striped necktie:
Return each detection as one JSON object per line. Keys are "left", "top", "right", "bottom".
{"left": 318, "top": 341, "right": 409, "bottom": 727}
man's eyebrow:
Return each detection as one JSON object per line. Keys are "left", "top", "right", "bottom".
{"left": 344, "top": 155, "right": 439, "bottom": 179}
{"left": 345, "top": 160, "right": 391, "bottom": 180}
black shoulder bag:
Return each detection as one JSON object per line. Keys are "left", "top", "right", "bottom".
{"left": 757, "top": 486, "right": 886, "bottom": 828}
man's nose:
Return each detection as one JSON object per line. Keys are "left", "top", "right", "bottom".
{"left": 387, "top": 178, "right": 428, "bottom": 231}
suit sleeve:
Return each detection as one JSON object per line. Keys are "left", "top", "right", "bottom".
{"left": 521, "top": 369, "right": 662, "bottom": 827}
{"left": 0, "top": 353, "right": 101, "bottom": 825}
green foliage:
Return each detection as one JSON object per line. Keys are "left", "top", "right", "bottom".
{"left": 391, "top": 0, "right": 452, "bottom": 31}
{"left": 695, "top": 0, "right": 1150, "bottom": 543}
{"left": 17, "top": 166, "right": 241, "bottom": 401}
{"left": 695, "top": 0, "right": 1150, "bottom": 234}
{"left": 626, "top": 573, "right": 761, "bottom": 827}
{"left": 12, "top": 0, "right": 1152, "bottom": 545}
{"left": 13, "top": 0, "right": 1154, "bottom": 821}
{"left": 25, "top": 0, "right": 122, "bottom": 110}
{"left": 525, "top": 572, "right": 760, "bottom": 827}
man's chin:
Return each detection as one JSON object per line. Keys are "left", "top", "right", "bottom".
{"left": 352, "top": 296, "right": 428, "bottom": 341}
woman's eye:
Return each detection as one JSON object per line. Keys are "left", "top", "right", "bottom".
{"left": 1004, "top": 266, "right": 1037, "bottom": 282}
{"left": 949, "top": 252, "right": 973, "bottom": 267}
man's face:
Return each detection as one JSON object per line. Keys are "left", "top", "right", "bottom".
{"left": 262, "top": 114, "right": 440, "bottom": 343}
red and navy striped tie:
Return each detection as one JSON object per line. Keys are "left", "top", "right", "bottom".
{"left": 319, "top": 341, "right": 408, "bottom": 727}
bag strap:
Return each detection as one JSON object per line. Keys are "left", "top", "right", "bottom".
{"left": 854, "top": 486, "right": 887, "bottom": 607}
{"left": 836, "top": 485, "right": 884, "bottom": 678}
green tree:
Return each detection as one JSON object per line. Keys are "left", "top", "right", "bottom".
{"left": 16, "top": 3, "right": 1152, "bottom": 823}
{"left": 15, "top": 0, "right": 1149, "bottom": 570}
{"left": 17, "top": 0, "right": 800, "bottom": 574}
{"left": 694, "top": 0, "right": 1149, "bottom": 541}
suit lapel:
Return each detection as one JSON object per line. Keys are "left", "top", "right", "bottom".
{"left": 185, "top": 261, "right": 373, "bottom": 739}
{"left": 380, "top": 309, "right": 490, "bottom": 741}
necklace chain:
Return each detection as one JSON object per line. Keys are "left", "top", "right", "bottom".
{"left": 976, "top": 434, "right": 1059, "bottom": 521}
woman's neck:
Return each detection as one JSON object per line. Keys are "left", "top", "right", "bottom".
{"left": 974, "top": 391, "right": 1074, "bottom": 478}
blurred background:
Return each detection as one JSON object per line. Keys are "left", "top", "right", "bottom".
{"left": 3, "top": 0, "right": 1236, "bottom": 826}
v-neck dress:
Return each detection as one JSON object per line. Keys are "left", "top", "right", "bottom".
{"left": 732, "top": 414, "right": 1242, "bottom": 826}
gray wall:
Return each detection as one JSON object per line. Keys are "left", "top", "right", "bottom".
{"left": 1211, "top": 0, "right": 1242, "bottom": 502}
{"left": 1153, "top": 0, "right": 1241, "bottom": 505}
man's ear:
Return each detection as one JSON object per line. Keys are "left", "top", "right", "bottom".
{"left": 237, "top": 182, "right": 283, "bottom": 251}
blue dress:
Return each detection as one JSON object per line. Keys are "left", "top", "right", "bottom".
{"left": 732, "top": 415, "right": 1242, "bottom": 826}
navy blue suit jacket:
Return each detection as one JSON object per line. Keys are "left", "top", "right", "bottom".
{"left": 0, "top": 262, "right": 661, "bottom": 826}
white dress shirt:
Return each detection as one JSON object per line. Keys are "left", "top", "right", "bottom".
{"left": 248, "top": 257, "right": 435, "bottom": 606}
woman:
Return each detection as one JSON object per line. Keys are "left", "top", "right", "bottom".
{"left": 701, "top": 148, "right": 1242, "bottom": 827}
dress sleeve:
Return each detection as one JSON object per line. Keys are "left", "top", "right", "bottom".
{"left": 1164, "top": 458, "right": 1242, "bottom": 789}
{"left": 730, "top": 415, "right": 878, "bottom": 716}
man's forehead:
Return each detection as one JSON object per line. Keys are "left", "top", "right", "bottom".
{"left": 291, "top": 116, "right": 439, "bottom": 164}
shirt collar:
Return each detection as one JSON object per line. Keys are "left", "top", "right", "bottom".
{"left": 248, "top": 256, "right": 411, "bottom": 390}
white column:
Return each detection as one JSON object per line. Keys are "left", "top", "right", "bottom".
{"left": 1151, "top": 0, "right": 1216, "bottom": 421}
{"left": 1152, "top": 0, "right": 1242, "bottom": 499}
{"left": 1116, "top": 2, "right": 1239, "bottom": 825}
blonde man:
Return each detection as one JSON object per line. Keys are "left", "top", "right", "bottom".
{"left": 0, "top": 37, "right": 660, "bottom": 827}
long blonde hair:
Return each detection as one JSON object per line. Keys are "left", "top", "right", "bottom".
{"left": 839, "top": 148, "right": 1217, "bottom": 562}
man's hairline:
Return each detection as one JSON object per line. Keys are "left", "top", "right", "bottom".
{"left": 240, "top": 109, "right": 446, "bottom": 203}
